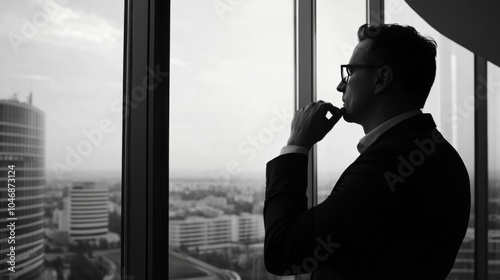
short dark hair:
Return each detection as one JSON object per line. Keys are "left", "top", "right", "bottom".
{"left": 357, "top": 24, "right": 437, "bottom": 108}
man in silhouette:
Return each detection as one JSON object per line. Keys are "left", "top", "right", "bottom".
{"left": 264, "top": 24, "right": 470, "bottom": 279}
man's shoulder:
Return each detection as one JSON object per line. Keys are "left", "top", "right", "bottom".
{"left": 363, "top": 113, "right": 457, "bottom": 158}
{"left": 354, "top": 117, "right": 469, "bottom": 190}
{"left": 374, "top": 113, "right": 437, "bottom": 145}
{"left": 360, "top": 121, "right": 462, "bottom": 168}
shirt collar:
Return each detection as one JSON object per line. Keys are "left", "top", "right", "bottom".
{"left": 357, "top": 110, "right": 422, "bottom": 153}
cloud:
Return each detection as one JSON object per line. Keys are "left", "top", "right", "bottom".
{"left": 6, "top": 73, "right": 53, "bottom": 81}
{"left": 34, "top": 8, "right": 123, "bottom": 51}
{"left": 49, "top": 4, "right": 81, "bottom": 24}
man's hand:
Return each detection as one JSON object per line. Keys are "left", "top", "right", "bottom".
{"left": 287, "top": 101, "right": 346, "bottom": 150}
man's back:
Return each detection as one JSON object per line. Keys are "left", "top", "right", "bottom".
{"left": 265, "top": 23, "right": 470, "bottom": 280}
{"left": 264, "top": 114, "right": 470, "bottom": 279}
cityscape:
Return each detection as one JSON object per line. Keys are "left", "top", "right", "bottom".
{"left": 0, "top": 98, "right": 121, "bottom": 280}
{"left": 1, "top": 0, "right": 500, "bottom": 279}
{"left": 169, "top": 177, "right": 267, "bottom": 280}
{"left": 169, "top": 175, "right": 500, "bottom": 280}
{"left": 0, "top": 96, "right": 498, "bottom": 280}
{"left": 1, "top": 0, "right": 124, "bottom": 278}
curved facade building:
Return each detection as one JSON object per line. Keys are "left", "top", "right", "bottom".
{"left": 0, "top": 100, "right": 45, "bottom": 279}
{"left": 65, "top": 182, "right": 109, "bottom": 243}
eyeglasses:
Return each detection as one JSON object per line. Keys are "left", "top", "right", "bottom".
{"left": 340, "top": 64, "right": 384, "bottom": 84}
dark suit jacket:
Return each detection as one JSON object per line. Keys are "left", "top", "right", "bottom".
{"left": 264, "top": 114, "right": 470, "bottom": 280}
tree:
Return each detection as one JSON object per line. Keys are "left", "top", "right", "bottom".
{"left": 99, "top": 238, "right": 109, "bottom": 250}
{"left": 68, "top": 254, "right": 102, "bottom": 280}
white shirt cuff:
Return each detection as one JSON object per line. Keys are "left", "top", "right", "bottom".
{"left": 280, "top": 145, "right": 310, "bottom": 156}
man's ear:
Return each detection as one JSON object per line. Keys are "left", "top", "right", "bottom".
{"left": 374, "top": 66, "right": 393, "bottom": 94}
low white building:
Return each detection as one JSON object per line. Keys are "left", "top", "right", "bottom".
{"left": 169, "top": 213, "right": 264, "bottom": 252}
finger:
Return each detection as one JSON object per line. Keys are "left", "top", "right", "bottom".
{"left": 317, "top": 103, "right": 335, "bottom": 120}
{"left": 327, "top": 107, "right": 346, "bottom": 127}
{"left": 320, "top": 102, "right": 337, "bottom": 112}
{"left": 319, "top": 102, "right": 340, "bottom": 119}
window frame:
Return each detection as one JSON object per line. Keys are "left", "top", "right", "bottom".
{"left": 122, "top": 0, "right": 489, "bottom": 279}
{"left": 296, "top": 0, "right": 318, "bottom": 208}
{"left": 475, "top": 55, "right": 488, "bottom": 280}
{"left": 122, "top": 0, "right": 169, "bottom": 279}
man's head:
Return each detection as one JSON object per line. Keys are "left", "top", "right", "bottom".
{"left": 337, "top": 24, "right": 437, "bottom": 126}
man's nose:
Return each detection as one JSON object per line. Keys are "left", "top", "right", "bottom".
{"left": 336, "top": 80, "right": 346, "bottom": 92}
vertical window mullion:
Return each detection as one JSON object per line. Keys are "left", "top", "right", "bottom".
{"left": 148, "top": 0, "right": 170, "bottom": 279}
{"left": 367, "top": 0, "right": 384, "bottom": 25}
{"left": 475, "top": 55, "right": 488, "bottom": 280}
{"left": 295, "top": 0, "right": 317, "bottom": 208}
{"left": 123, "top": 0, "right": 150, "bottom": 278}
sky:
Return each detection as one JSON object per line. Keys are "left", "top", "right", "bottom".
{"left": 0, "top": 0, "right": 124, "bottom": 180}
{"left": 169, "top": 0, "right": 372, "bottom": 182}
{"left": 170, "top": 0, "right": 295, "bottom": 179}
{"left": 1, "top": 0, "right": 494, "bottom": 184}
{"left": 170, "top": 0, "right": 480, "bottom": 187}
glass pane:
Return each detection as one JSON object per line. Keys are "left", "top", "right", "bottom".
{"left": 169, "top": 1, "right": 293, "bottom": 279}
{"left": 0, "top": 1, "right": 123, "bottom": 279}
{"left": 385, "top": 1, "right": 475, "bottom": 279}
{"left": 316, "top": 0, "right": 366, "bottom": 204}
{"left": 488, "top": 61, "right": 500, "bottom": 277}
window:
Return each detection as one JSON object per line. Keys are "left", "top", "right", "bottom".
{"left": 125, "top": 1, "right": 495, "bottom": 279}
{"left": 316, "top": 0, "right": 366, "bottom": 204}
{"left": 0, "top": 1, "right": 123, "bottom": 279}
{"left": 169, "top": 0, "right": 293, "bottom": 279}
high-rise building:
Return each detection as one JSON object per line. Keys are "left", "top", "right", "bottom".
{"left": 0, "top": 99, "right": 45, "bottom": 279}
{"left": 58, "top": 182, "right": 109, "bottom": 244}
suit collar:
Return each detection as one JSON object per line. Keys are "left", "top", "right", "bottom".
{"left": 361, "top": 113, "right": 437, "bottom": 153}
{"left": 357, "top": 110, "right": 422, "bottom": 153}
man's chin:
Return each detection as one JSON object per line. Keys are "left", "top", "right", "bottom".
{"left": 342, "top": 112, "right": 355, "bottom": 123}
{"left": 342, "top": 113, "right": 362, "bottom": 126}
